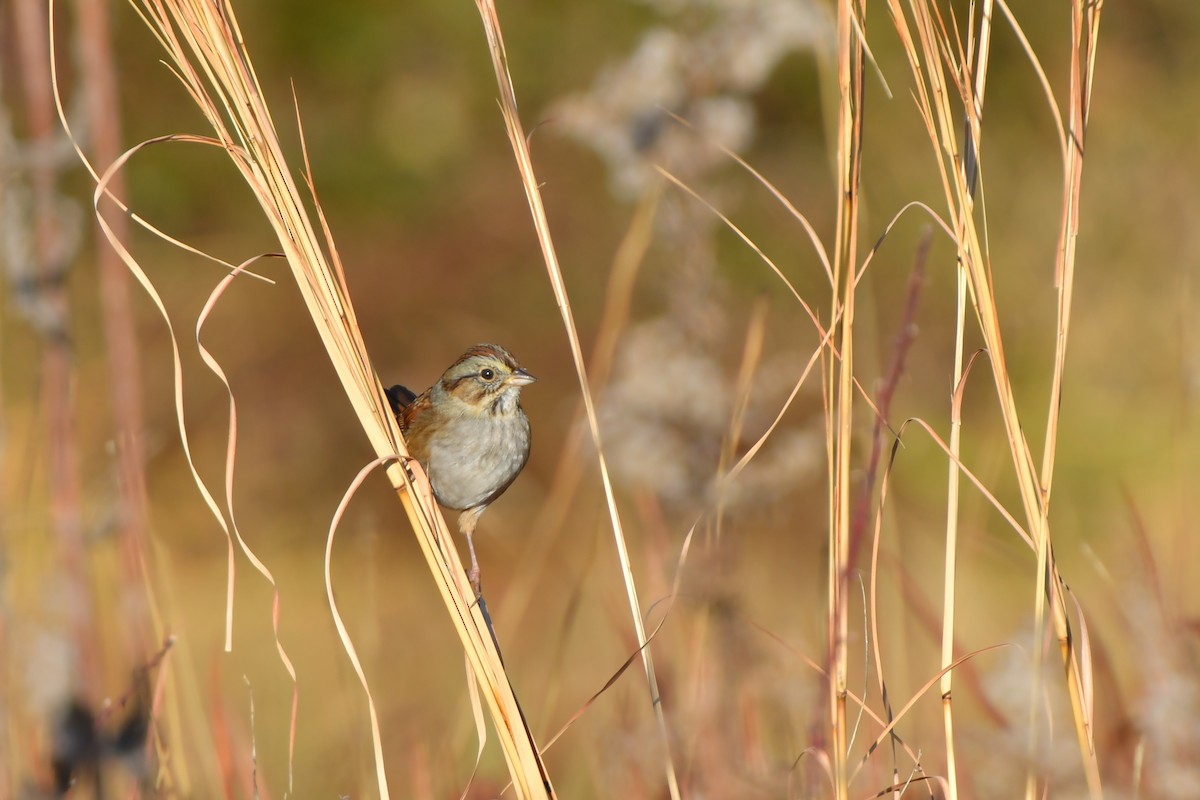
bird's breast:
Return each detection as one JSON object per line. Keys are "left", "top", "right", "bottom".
{"left": 425, "top": 410, "right": 531, "bottom": 511}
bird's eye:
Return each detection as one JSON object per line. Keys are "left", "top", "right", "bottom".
{"left": 480, "top": 368, "right": 496, "bottom": 381}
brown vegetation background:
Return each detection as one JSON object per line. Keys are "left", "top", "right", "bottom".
{"left": 2, "top": 0, "right": 1197, "bottom": 797}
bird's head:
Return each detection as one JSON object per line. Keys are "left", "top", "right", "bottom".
{"left": 439, "top": 344, "right": 535, "bottom": 414}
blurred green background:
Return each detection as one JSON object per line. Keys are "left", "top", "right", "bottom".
{"left": 3, "top": 0, "right": 1198, "bottom": 796}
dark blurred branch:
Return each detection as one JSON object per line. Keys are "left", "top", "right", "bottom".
{"left": 50, "top": 638, "right": 170, "bottom": 797}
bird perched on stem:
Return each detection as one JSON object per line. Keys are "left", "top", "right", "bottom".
{"left": 387, "top": 344, "right": 534, "bottom": 594}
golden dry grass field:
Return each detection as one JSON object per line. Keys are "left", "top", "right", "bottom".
{"left": 1, "top": 0, "right": 1197, "bottom": 798}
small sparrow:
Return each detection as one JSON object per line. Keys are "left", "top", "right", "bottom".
{"left": 387, "top": 344, "right": 535, "bottom": 591}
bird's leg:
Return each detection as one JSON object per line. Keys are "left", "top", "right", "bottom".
{"left": 458, "top": 508, "right": 485, "bottom": 597}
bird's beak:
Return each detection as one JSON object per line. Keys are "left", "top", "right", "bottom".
{"left": 507, "top": 368, "right": 536, "bottom": 387}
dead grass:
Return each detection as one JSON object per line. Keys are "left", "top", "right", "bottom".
{"left": 8, "top": 0, "right": 1200, "bottom": 798}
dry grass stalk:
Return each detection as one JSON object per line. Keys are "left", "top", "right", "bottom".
{"left": 471, "top": 1, "right": 681, "bottom": 797}
{"left": 941, "top": 3, "right": 995, "bottom": 796}
{"left": 29, "top": 0, "right": 1121, "bottom": 792}
{"left": 498, "top": 188, "right": 659, "bottom": 643}
{"left": 883, "top": 0, "right": 1106, "bottom": 795}
{"left": 51, "top": 0, "right": 555, "bottom": 795}
{"left": 612, "top": 0, "right": 1109, "bottom": 792}
{"left": 829, "top": 1, "right": 867, "bottom": 798}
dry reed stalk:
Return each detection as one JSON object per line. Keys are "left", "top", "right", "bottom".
{"left": 941, "top": 303, "right": 970, "bottom": 799}
{"left": 589, "top": 1, "right": 1106, "bottom": 792}
{"left": 941, "top": 4, "right": 995, "bottom": 796}
{"left": 829, "top": 1, "right": 867, "bottom": 798}
{"left": 470, "top": 1, "right": 680, "bottom": 797}
{"left": 715, "top": 295, "right": 770, "bottom": 543}
{"left": 51, "top": 0, "right": 555, "bottom": 795}
{"left": 655, "top": 59, "right": 1068, "bottom": 795}
{"left": 1028, "top": 2, "right": 1104, "bottom": 795}
{"left": 883, "top": 0, "right": 1105, "bottom": 794}
{"left": 653, "top": 124, "right": 978, "bottom": 793}
{"left": 499, "top": 188, "right": 659, "bottom": 639}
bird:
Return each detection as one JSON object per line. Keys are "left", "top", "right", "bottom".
{"left": 387, "top": 344, "right": 534, "bottom": 593}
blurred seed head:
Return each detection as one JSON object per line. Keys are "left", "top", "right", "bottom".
{"left": 600, "top": 318, "right": 730, "bottom": 507}
{"left": 553, "top": 0, "right": 830, "bottom": 199}
{"left": 600, "top": 318, "right": 821, "bottom": 511}
{"left": 1129, "top": 594, "right": 1200, "bottom": 799}
{"left": 0, "top": 103, "right": 86, "bottom": 344}
{"left": 564, "top": 2, "right": 829, "bottom": 514}
{"left": 970, "top": 638, "right": 1087, "bottom": 793}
